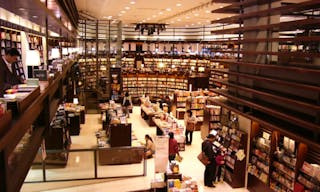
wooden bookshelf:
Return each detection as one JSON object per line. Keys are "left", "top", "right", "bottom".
{"left": 122, "top": 73, "right": 188, "bottom": 100}
{"left": 0, "top": 27, "right": 25, "bottom": 80}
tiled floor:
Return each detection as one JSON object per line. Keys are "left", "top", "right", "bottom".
{"left": 22, "top": 106, "right": 249, "bottom": 192}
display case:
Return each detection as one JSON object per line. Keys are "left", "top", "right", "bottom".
{"left": 248, "top": 121, "right": 274, "bottom": 192}
{"left": 213, "top": 118, "right": 248, "bottom": 188}
{"left": 296, "top": 152, "right": 320, "bottom": 192}
{"left": 269, "top": 134, "right": 299, "bottom": 192}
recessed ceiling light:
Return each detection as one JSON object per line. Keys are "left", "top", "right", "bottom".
{"left": 18, "top": 8, "right": 25, "bottom": 11}
{"left": 142, "top": 19, "right": 146, "bottom": 22}
{"left": 185, "top": 25, "right": 189, "bottom": 27}
{"left": 130, "top": 1, "right": 135, "bottom": 4}
{"left": 125, "top": 6, "right": 130, "bottom": 10}
{"left": 177, "top": 18, "right": 181, "bottom": 21}
{"left": 197, "top": 22, "right": 201, "bottom": 24}
{"left": 166, "top": 8, "right": 171, "bottom": 11}
{"left": 170, "top": 21, "right": 175, "bottom": 23}
{"left": 152, "top": 15, "right": 156, "bottom": 18}
{"left": 220, "top": 6, "right": 223, "bottom": 8}
{"left": 191, "top": 23, "right": 194, "bottom": 26}
{"left": 118, "top": 13, "right": 122, "bottom": 16}
{"left": 147, "top": 18, "right": 151, "bottom": 20}
{"left": 205, "top": 10, "right": 210, "bottom": 14}
{"left": 176, "top": 3, "right": 182, "bottom": 7}
{"left": 32, "top": 15, "right": 38, "bottom": 18}
{"left": 185, "top": 16, "right": 190, "bottom": 19}
{"left": 121, "top": 10, "right": 126, "bottom": 13}
{"left": 159, "top": 12, "right": 163, "bottom": 15}
{"left": 216, "top": 18, "right": 220, "bottom": 20}
{"left": 194, "top": 13, "right": 199, "bottom": 17}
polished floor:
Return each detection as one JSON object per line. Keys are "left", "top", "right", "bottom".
{"left": 22, "top": 106, "right": 249, "bottom": 192}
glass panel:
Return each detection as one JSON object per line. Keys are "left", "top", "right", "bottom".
{"left": 46, "top": 151, "right": 95, "bottom": 181}
{"left": 96, "top": 147, "right": 145, "bottom": 178}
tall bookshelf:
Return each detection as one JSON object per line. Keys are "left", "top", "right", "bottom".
{"left": 209, "top": 0, "right": 320, "bottom": 148}
{"left": 122, "top": 73, "right": 188, "bottom": 100}
{"left": 0, "top": 27, "right": 25, "bottom": 80}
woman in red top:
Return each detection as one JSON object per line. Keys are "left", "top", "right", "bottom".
{"left": 168, "top": 132, "right": 180, "bottom": 162}
{"left": 214, "top": 148, "right": 226, "bottom": 183}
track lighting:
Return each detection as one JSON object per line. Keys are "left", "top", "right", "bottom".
{"left": 134, "top": 23, "right": 166, "bottom": 36}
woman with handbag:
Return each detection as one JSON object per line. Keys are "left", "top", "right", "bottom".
{"left": 184, "top": 110, "right": 197, "bottom": 145}
{"left": 202, "top": 134, "right": 217, "bottom": 188}
{"left": 168, "top": 132, "right": 180, "bottom": 162}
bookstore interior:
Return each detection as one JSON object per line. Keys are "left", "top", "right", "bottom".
{"left": 0, "top": 0, "right": 319, "bottom": 192}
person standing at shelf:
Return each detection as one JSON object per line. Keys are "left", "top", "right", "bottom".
{"left": 122, "top": 91, "right": 132, "bottom": 117}
{"left": 168, "top": 132, "right": 180, "bottom": 162}
{"left": 202, "top": 133, "right": 217, "bottom": 188}
{"left": 214, "top": 148, "right": 226, "bottom": 183}
{"left": 144, "top": 134, "right": 155, "bottom": 159}
{"left": 0, "top": 48, "right": 24, "bottom": 97}
{"left": 184, "top": 109, "right": 198, "bottom": 145}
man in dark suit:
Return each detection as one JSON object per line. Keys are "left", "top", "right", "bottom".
{"left": 0, "top": 48, "right": 23, "bottom": 97}
{"left": 202, "top": 133, "right": 217, "bottom": 187}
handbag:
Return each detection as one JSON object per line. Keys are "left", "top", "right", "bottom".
{"left": 186, "top": 122, "right": 195, "bottom": 131}
{"left": 175, "top": 154, "right": 183, "bottom": 162}
{"left": 197, "top": 152, "right": 209, "bottom": 165}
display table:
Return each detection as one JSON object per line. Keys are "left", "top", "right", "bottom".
{"left": 98, "top": 146, "right": 144, "bottom": 165}
{"left": 152, "top": 114, "right": 186, "bottom": 151}
{"left": 140, "top": 104, "right": 157, "bottom": 126}
{"left": 96, "top": 129, "right": 144, "bottom": 165}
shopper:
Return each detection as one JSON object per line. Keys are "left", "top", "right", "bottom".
{"left": 202, "top": 134, "right": 217, "bottom": 187}
{"left": 0, "top": 48, "right": 24, "bottom": 97}
{"left": 184, "top": 109, "right": 197, "bottom": 145}
{"left": 168, "top": 132, "right": 180, "bottom": 162}
{"left": 122, "top": 91, "right": 132, "bottom": 117}
{"left": 111, "top": 90, "right": 120, "bottom": 102}
{"left": 164, "top": 95, "right": 172, "bottom": 113}
{"left": 144, "top": 134, "right": 155, "bottom": 158}
{"left": 214, "top": 148, "right": 226, "bottom": 183}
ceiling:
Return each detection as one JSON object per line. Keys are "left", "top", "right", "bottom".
{"left": 0, "top": 0, "right": 76, "bottom": 37}
{"left": 74, "top": 0, "right": 234, "bottom": 27}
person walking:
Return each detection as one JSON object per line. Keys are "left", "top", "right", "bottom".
{"left": 202, "top": 134, "right": 217, "bottom": 187}
{"left": 168, "top": 132, "right": 180, "bottom": 162}
{"left": 184, "top": 110, "right": 197, "bottom": 145}
{"left": 122, "top": 91, "right": 132, "bottom": 117}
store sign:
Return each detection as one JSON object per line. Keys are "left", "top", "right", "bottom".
{"left": 155, "top": 136, "right": 169, "bottom": 173}
{"left": 34, "top": 69, "right": 48, "bottom": 81}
